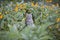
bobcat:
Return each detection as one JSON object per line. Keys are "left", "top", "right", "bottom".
{"left": 25, "top": 13, "right": 35, "bottom": 27}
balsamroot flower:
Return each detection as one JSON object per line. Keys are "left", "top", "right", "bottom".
{"left": 35, "top": 2, "right": 38, "bottom": 7}
{"left": 31, "top": 2, "right": 35, "bottom": 7}
{"left": 20, "top": 3, "right": 26, "bottom": 9}
{"left": 14, "top": 6, "right": 18, "bottom": 12}
{"left": 31, "top": 2, "right": 38, "bottom": 7}
{"left": 46, "top": 0, "right": 52, "bottom": 2}
{"left": 0, "top": 15, "right": 3, "bottom": 19}
{"left": 14, "top": 4, "right": 19, "bottom": 12}
{"left": 56, "top": 18, "right": 60, "bottom": 22}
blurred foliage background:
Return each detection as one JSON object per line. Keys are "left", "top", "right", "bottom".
{"left": 0, "top": 0, "right": 60, "bottom": 40}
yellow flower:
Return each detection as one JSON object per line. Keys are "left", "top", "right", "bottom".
{"left": 16, "top": 4, "right": 19, "bottom": 7}
{"left": 49, "top": 0, "right": 52, "bottom": 2}
{"left": 0, "top": 15, "right": 3, "bottom": 19}
{"left": 14, "top": 4, "right": 19, "bottom": 12}
{"left": 56, "top": 18, "right": 60, "bottom": 22}
{"left": 31, "top": 2, "right": 35, "bottom": 7}
{"left": 20, "top": 4, "right": 26, "bottom": 9}
{"left": 46, "top": 0, "right": 52, "bottom": 2}
{"left": 23, "top": 3, "right": 26, "bottom": 6}
{"left": 20, "top": 4, "right": 23, "bottom": 9}
{"left": 14, "top": 6, "right": 18, "bottom": 12}
{"left": 31, "top": 2, "right": 38, "bottom": 7}
{"left": 35, "top": 2, "right": 38, "bottom": 7}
